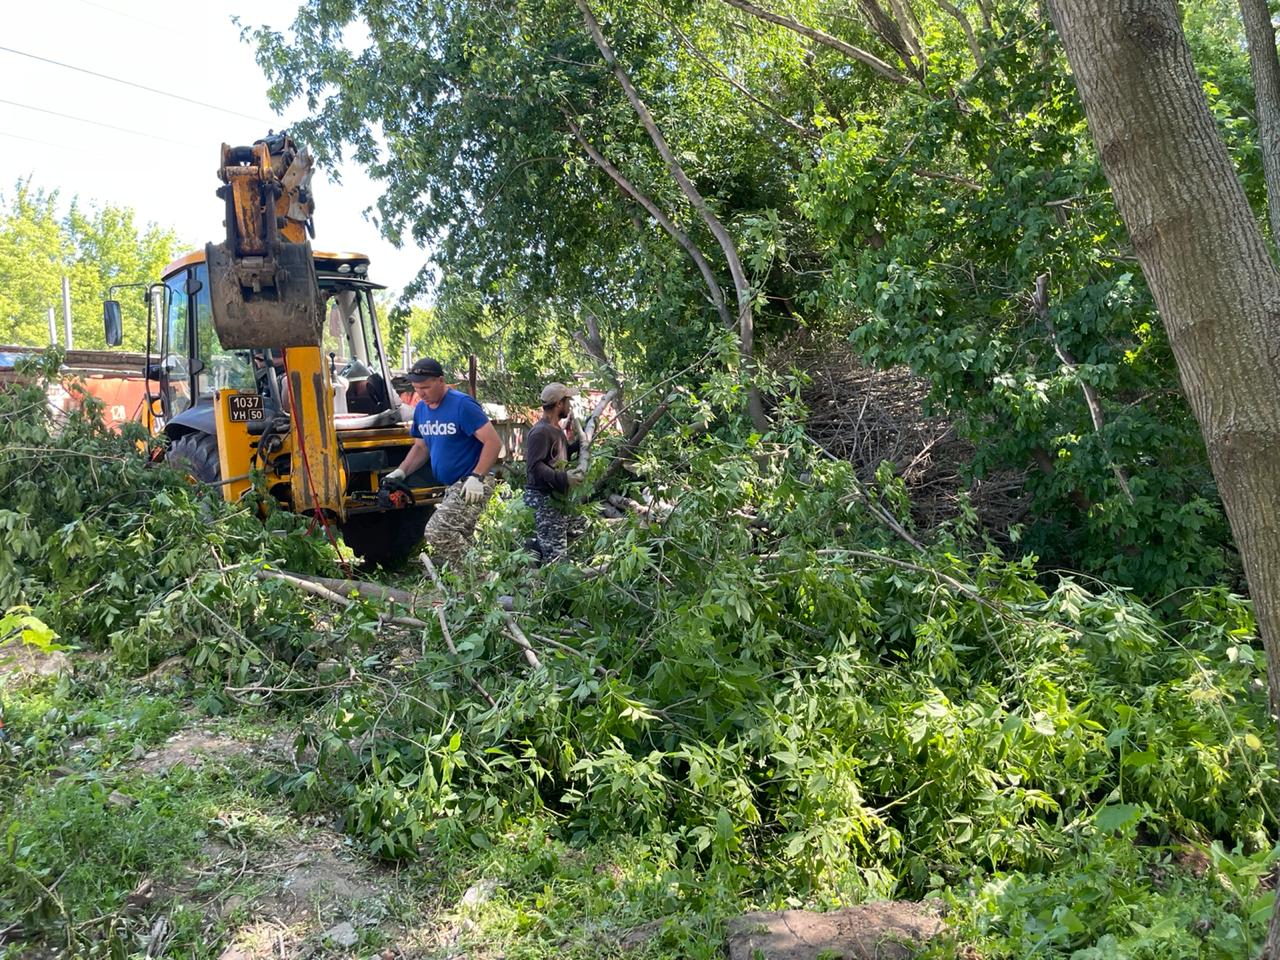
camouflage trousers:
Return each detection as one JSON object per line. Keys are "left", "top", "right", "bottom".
{"left": 524, "top": 488, "right": 581, "bottom": 564}
{"left": 422, "top": 476, "right": 496, "bottom": 566}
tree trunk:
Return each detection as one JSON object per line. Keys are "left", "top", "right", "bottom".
{"left": 1239, "top": 0, "right": 1280, "bottom": 244}
{"left": 1045, "top": 2, "right": 1280, "bottom": 951}
{"left": 574, "top": 309, "right": 636, "bottom": 436}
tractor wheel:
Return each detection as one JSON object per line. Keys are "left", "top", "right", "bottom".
{"left": 167, "top": 431, "right": 221, "bottom": 485}
{"left": 340, "top": 506, "right": 432, "bottom": 567}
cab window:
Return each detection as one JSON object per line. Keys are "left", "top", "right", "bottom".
{"left": 191, "top": 264, "right": 254, "bottom": 400}
{"left": 162, "top": 274, "right": 193, "bottom": 415}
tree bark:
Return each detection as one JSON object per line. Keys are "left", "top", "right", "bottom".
{"left": 565, "top": 113, "right": 737, "bottom": 340}
{"left": 858, "top": 0, "right": 920, "bottom": 76}
{"left": 1239, "top": 0, "right": 1280, "bottom": 243}
{"left": 1045, "top": 3, "right": 1280, "bottom": 951}
{"left": 577, "top": 0, "right": 770, "bottom": 432}
{"left": 563, "top": 115, "right": 736, "bottom": 335}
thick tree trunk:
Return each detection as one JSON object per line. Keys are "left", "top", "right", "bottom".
{"left": 1045, "top": 3, "right": 1280, "bottom": 952}
{"left": 1240, "top": 0, "right": 1280, "bottom": 243}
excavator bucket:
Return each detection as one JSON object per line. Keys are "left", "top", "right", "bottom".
{"left": 205, "top": 238, "right": 324, "bottom": 348}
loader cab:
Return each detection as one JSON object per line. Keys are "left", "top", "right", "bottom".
{"left": 152, "top": 251, "right": 395, "bottom": 434}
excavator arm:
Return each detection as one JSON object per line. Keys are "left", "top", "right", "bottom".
{"left": 205, "top": 132, "right": 324, "bottom": 348}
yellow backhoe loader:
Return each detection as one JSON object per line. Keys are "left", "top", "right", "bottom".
{"left": 103, "top": 132, "right": 443, "bottom": 564}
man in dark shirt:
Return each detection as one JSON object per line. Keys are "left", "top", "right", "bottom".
{"left": 524, "top": 382, "right": 584, "bottom": 563}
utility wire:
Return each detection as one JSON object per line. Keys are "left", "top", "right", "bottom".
{"left": 0, "top": 97, "right": 202, "bottom": 148}
{"left": 0, "top": 45, "right": 274, "bottom": 124}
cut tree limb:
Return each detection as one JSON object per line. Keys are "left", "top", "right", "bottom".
{"left": 417, "top": 552, "right": 539, "bottom": 670}
{"left": 500, "top": 611, "right": 543, "bottom": 670}
{"left": 418, "top": 554, "right": 499, "bottom": 707}
{"left": 573, "top": 309, "right": 635, "bottom": 436}
{"left": 255, "top": 570, "right": 429, "bottom": 630}
{"left": 577, "top": 387, "right": 620, "bottom": 472}
{"left": 260, "top": 565, "right": 497, "bottom": 707}
{"left": 600, "top": 397, "right": 675, "bottom": 484}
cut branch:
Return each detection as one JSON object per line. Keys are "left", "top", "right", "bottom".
{"left": 418, "top": 555, "right": 499, "bottom": 707}
{"left": 255, "top": 570, "right": 429, "bottom": 630}
{"left": 600, "top": 397, "right": 675, "bottom": 484}
{"left": 573, "top": 308, "right": 635, "bottom": 435}
{"left": 500, "top": 611, "right": 543, "bottom": 670}
{"left": 577, "top": 387, "right": 620, "bottom": 474}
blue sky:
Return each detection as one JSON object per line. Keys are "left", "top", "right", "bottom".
{"left": 0, "top": 0, "right": 428, "bottom": 299}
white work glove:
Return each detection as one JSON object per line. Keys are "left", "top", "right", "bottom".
{"left": 385, "top": 468, "right": 407, "bottom": 483}
{"left": 566, "top": 467, "right": 586, "bottom": 487}
{"left": 462, "top": 474, "right": 486, "bottom": 504}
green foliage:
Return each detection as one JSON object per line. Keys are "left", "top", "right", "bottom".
{"left": 797, "top": 10, "right": 1243, "bottom": 596}
{"left": 254, "top": 402, "right": 1273, "bottom": 917}
{"left": 244, "top": 0, "right": 1267, "bottom": 596}
{"left": 0, "top": 773, "right": 206, "bottom": 952}
{"left": 0, "top": 350, "right": 1274, "bottom": 957}
{"left": 0, "top": 350, "right": 342, "bottom": 678}
{"left": 0, "top": 180, "right": 179, "bottom": 350}
{"left": 934, "top": 839, "right": 1279, "bottom": 959}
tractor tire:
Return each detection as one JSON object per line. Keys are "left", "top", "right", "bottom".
{"left": 167, "top": 431, "right": 221, "bottom": 485}
{"left": 340, "top": 505, "right": 433, "bottom": 568}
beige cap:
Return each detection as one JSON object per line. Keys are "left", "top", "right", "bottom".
{"left": 540, "top": 382, "right": 579, "bottom": 404}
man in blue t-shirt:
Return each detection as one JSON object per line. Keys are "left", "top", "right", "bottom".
{"left": 384, "top": 357, "right": 502, "bottom": 564}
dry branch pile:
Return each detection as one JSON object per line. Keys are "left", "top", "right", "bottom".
{"left": 772, "top": 332, "right": 1027, "bottom": 533}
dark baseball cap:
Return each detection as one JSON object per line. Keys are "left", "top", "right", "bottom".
{"left": 407, "top": 357, "right": 445, "bottom": 382}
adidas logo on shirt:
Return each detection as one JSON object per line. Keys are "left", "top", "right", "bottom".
{"left": 419, "top": 422, "right": 459, "bottom": 437}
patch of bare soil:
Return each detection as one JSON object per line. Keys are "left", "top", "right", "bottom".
{"left": 131, "top": 726, "right": 412, "bottom": 956}
{"left": 209, "top": 831, "right": 401, "bottom": 959}
{"left": 726, "top": 902, "right": 945, "bottom": 960}
{"left": 131, "top": 725, "right": 301, "bottom": 775}
{"left": 0, "top": 644, "right": 71, "bottom": 687}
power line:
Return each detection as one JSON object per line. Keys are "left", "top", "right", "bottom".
{"left": 0, "top": 45, "right": 274, "bottom": 124}
{"left": 0, "top": 97, "right": 202, "bottom": 148}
